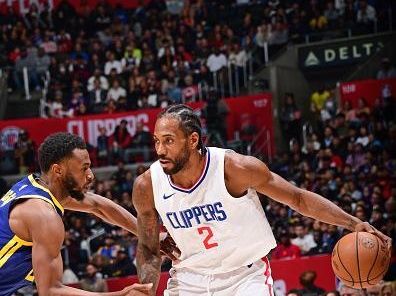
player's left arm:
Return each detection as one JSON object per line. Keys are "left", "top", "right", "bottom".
{"left": 64, "top": 192, "right": 180, "bottom": 260}
{"left": 225, "top": 152, "right": 392, "bottom": 249}
{"left": 64, "top": 192, "right": 137, "bottom": 235}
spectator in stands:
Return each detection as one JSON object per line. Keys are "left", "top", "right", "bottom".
{"left": 14, "top": 130, "right": 35, "bottom": 174}
{"left": 97, "top": 236, "right": 120, "bottom": 260}
{"left": 110, "top": 120, "right": 132, "bottom": 164}
{"left": 88, "top": 78, "right": 107, "bottom": 113}
{"left": 280, "top": 92, "right": 302, "bottom": 145}
{"left": 104, "top": 99, "right": 117, "bottom": 114}
{"left": 321, "top": 95, "right": 337, "bottom": 122}
{"left": 70, "top": 43, "right": 90, "bottom": 63}
{"left": 104, "top": 52, "right": 122, "bottom": 75}
{"left": 40, "top": 33, "right": 58, "bottom": 54}
{"left": 80, "top": 263, "right": 108, "bottom": 292}
{"left": 321, "top": 224, "right": 340, "bottom": 253}
{"left": 322, "top": 127, "right": 334, "bottom": 149}
{"left": 255, "top": 23, "right": 272, "bottom": 50}
{"left": 271, "top": 230, "right": 301, "bottom": 260}
{"left": 239, "top": 113, "right": 258, "bottom": 154}
{"left": 206, "top": 48, "right": 227, "bottom": 73}
{"left": 296, "top": 270, "right": 325, "bottom": 296}
{"left": 306, "top": 230, "right": 326, "bottom": 255}
{"left": 202, "top": 90, "right": 230, "bottom": 147}
{"left": 107, "top": 249, "right": 136, "bottom": 278}
{"left": 324, "top": 1, "right": 340, "bottom": 29}
{"left": 181, "top": 74, "right": 198, "bottom": 103}
{"left": 35, "top": 47, "right": 50, "bottom": 85}
{"left": 124, "top": 122, "right": 152, "bottom": 163}
{"left": 356, "top": 0, "right": 377, "bottom": 25}
{"left": 269, "top": 21, "right": 289, "bottom": 46}
{"left": 97, "top": 126, "right": 110, "bottom": 165}
{"left": 291, "top": 223, "right": 317, "bottom": 255}
{"left": 309, "top": 8, "right": 328, "bottom": 31}
{"left": 87, "top": 68, "right": 109, "bottom": 91}
{"left": 311, "top": 86, "right": 330, "bottom": 113}
{"left": 377, "top": 58, "right": 396, "bottom": 80}
{"left": 106, "top": 79, "right": 126, "bottom": 105}
{"left": 13, "top": 48, "right": 39, "bottom": 91}
{"left": 56, "top": 29, "right": 73, "bottom": 54}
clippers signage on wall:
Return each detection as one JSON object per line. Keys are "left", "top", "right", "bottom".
{"left": 298, "top": 35, "right": 388, "bottom": 70}
{"left": 0, "top": 94, "right": 274, "bottom": 156}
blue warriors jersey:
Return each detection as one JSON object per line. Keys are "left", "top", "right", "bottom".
{"left": 0, "top": 174, "right": 64, "bottom": 296}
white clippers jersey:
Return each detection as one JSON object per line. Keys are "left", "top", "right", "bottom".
{"left": 150, "top": 147, "right": 277, "bottom": 274}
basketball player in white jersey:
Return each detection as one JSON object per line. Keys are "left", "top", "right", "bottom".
{"left": 132, "top": 105, "right": 391, "bottom": 296}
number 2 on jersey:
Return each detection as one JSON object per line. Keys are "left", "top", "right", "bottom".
{"left": 197, "top": 226, "right": 218, "bottom": 249}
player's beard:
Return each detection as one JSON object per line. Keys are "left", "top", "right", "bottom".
{"left": 162, "top": 145, "right": 190, "bottom": 175}
{"left": 64, "top": 173, "right": 85, "bottom": 201}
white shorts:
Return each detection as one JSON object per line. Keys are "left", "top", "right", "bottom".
{"left": 164, "top": 257, "right": 274, "bottom": 296}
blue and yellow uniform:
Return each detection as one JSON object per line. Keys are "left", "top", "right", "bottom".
{"left": 0, "top": 174, "right": 64, "bottom": 296}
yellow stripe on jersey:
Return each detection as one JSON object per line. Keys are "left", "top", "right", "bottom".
{"left": 1, "top": 190, "right": 17, "bottom": 205}
{"left": 0, "top": 235, "right": 32, "bottom": 268}
{"left": 25, "top": 269, "right": 34, "bottom": 282}
{"left": 27, "top": 175, "right": 64, "bottom": 215}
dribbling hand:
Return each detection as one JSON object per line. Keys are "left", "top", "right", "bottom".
{"left": 122, "top": 283, "right": 153, "bottom": 296}
{"left": 355, "top": 221, "right": 392, "bottom": 250}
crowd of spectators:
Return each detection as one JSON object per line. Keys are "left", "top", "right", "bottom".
{"left": 1, "top": 0, "right": 394, "bottom": 118}
{"left": 271, "top": 81, "right": 396, "bottom": 281}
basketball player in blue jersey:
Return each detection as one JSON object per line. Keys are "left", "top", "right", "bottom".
{"left": 0, "top": 132, "right": 177, "bottom": 296}
{"left": 132, "top": 104, "right": 392, "bottom": 296}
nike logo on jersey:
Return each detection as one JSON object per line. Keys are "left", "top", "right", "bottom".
{"left": 163, "top": 193, "right": 176, "bottom": 199}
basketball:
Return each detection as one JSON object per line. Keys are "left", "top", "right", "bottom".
{"left": 331, "top": 232, "right": 391, "bottom": 289}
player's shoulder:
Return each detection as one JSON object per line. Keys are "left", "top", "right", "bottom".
{"left": 11, "top": 198, "right": 64, "bottom": 240}
{"left": 133, "top": 169, "right": 154, "bottom": 200}
{"left": 224, "top": 150, "right": 261, "bottom": 172}
{"left": 17, "top": 198, "right": 61, "bottom": 221}
{"left": 134, "top": 169, "right": 152, "bottom": 190}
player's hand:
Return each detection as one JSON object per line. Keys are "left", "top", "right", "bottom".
{"left": 122, "top": 283, "right": 153, "bottom": 295}
{"left": 159, "top": 232, "right": 180, "bottom": 261}
{"left": 355, "top": 221, "right": 392, "bottom": 250}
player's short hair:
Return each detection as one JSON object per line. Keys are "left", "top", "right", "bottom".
{"left": 158, "top": 104, "right": 206, "bottom": 155}
{"left": 38, "top": 132, "right": 86, "bottom": 173}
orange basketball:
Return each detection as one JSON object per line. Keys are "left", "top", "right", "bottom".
{"left": 331, "top": 232, "right": 391, "bottom": 289}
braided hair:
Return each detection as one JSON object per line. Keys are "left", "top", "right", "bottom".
{"left": 158, "top": 104, "right": 207, "bottom": 155}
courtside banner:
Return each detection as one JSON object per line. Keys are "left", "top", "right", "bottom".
{"left": 339, "top": 78, "right": 396, "bottom": 108}
{"left": 69, "top": 255, "right": 335, "bottom": 295}
{"left": 0, "top": 94, "right": 274, "bottom": 156}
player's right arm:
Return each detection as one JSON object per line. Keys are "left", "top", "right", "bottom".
{"left": 22, "top": 199, "right": 152, "bottom": 296}
{"left": 224, "top": 152, "right": 392, "bottom": 249}
{"left": 132, "top": 170, "right": 161, "bottom": 296}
